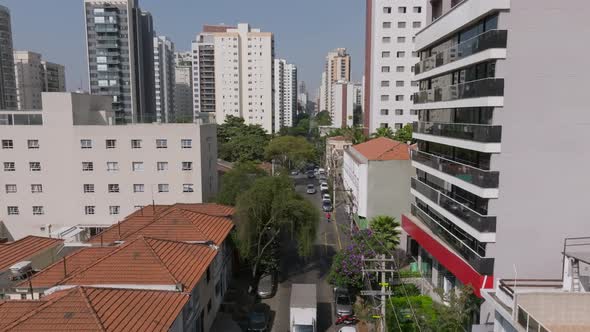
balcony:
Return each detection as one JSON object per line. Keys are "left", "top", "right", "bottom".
{"left": 411, "top": 150, "right": 499, "bottom": 188}
{"left": 413, "top": 121, "right": 501, "bottom": 143}
{"left": 411, "top": 204, "right": 494, "bottom": 275}
{"left": 414, "top": 78, "right": 504, "bottom": 104}
{"left": 415, "top": 30, "right": 507, "bottom": 75}
{"left": 411, "top": 177, "right": 496, "bottom": 233}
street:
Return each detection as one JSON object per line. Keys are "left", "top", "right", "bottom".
{"left": 261, "top": 173, "right": 351, "bottom": 332}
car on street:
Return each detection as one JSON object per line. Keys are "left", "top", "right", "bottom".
{"left": 338, "top": 327, "right": 357, "bottom": 332}
{"left": 290, "top": 170, "right": 299, "bottom": 176}
{"left": 306, "top": 184, "right": 316, "bottom": 194}
{"left": 257, "top": 271, "right": 278, "bottom": 299}
{"left": 306, "top": 170, "right": 315, "bottom": 178}
{"left": 322, "top": 193, "right": 331, "bottom": 202}
{"left": 322, "top": 200, "right": 333, "bottom": 212}
{"left": 319, "top": 174, "right": 327, "bottom": 181}
{"left": 334, "top": 288, "right": 353, "bottom": 317}
{"left": 320, "top": 183, "right": 329, "bottom": 192}
{"left": 248, "top": 303, "right": 271, "bottom": 332}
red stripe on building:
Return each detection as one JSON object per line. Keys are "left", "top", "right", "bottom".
{"left": 402, "top": 214, "right": 494, "bottom": 297}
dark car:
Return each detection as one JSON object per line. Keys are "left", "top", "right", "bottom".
{"left": 322, "top": 201, "right": 333, "bottom": 212}
{"left": 257, "top": 271, "right": 278, "bottom": 299}
{"left": 248, "top": 303, "right": 271, "bottom": 332}
{"left": 334, "top": 288, "right": 353, "bottom": 317}
{"left": 306, "top": 170, "right": 315, "bottom": 178}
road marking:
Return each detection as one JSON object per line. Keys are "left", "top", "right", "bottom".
{"left": 333, "top": 211, "right": 342, "bottom": 250}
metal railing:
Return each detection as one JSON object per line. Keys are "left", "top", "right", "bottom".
{"left": 411, "top": 150, "right": 499, "bottom": 188}
{"left": 414, "top": 78, "right": 504, "bottom": 104}
{"left": 413, "top": 121, "right": 501, "bottom": 143}
{"left": 415, "top": 30, "right": 508, "bottom": 75}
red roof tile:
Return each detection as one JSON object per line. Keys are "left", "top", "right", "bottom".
{"left": 62, "top": 237, "right": 217, "bottom": 291}
{"left": 1, "top": 286, "right": 189, "bottom": 332}
{"left": 0, "top": 236, "right": 63, "bottom": 272}
{"left": 352, "top": 137, "right": 410, "bottom": 161}
{"left": 0, "top": 301, "right": 45, "bottom": 330}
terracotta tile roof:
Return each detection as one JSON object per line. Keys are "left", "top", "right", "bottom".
{"left": 0, "top": 236, "right": 63, "bottom": 272}
{"left": 1, "top": 286, "right": 189, "bottom": 332}
{"left": 327, "top": 135, "right": 349, "bottom": 141}
{"left": 87, "top": 203, "right": 234, "bottom": 245}
{"left": 62, "top": 237, "right": 217, "bottom": 291}
{"left": 16, "top": 247, "right": 117, "bottom": 289}
{"left": 0, "top": 301, "right": 45, "bottom": 330}
{"left": 352, "top": 137, "right": 410, "bottom": 161}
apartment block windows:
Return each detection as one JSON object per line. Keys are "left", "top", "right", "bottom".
{"left": 81, "top": 139, "right": 92, "bottom": 149}
{"left": 85, "top": 206, "right": 95, "bottom": 215}
{"left": 157, "top": 162, "right": 168, "bottom": 171}
{"left": 158, "top": 184, "right": 169, "bottom": 193}
{"left": 28, "top": 140, "right": 39, "bottom": 149}
{"left": 181, "top": 139, "right": 192, "bottom": 148}
{"left": 395, "top": 123, "right": 403, "bottom": 130}
{"left": 398, "top": 6, "right": 407, "bottom": 13}
{"left": 108, "top": 184, "right": 119, "bottom": 193}
{"left": 183, "top": 184, "right": 194, "bottom": 193}
{"left": 395, "top": 109, "right": 404, "bottom": 115}
{"left": 397, "top": 51, "right": 405, "bottom": 58}
{"left": 396, "top": 66, "right": 405, "bottom": 72}
{"left": 383, "top": 7, "right": 392, "bottom": 14}
{"left": 398, "top": 22, "right": 406, "bottom": 28}
{"left": 410, "top": 110, "right": 418, "bottom": 115}
{"left": 106, "top": 162, "right": 119, "bottom": 172}
{"left": 5, "top": 184, "right": 16, "bottom": 193}
{"left": 396, "top": 81, "right": 405, "bottom": 87}
{"left": 395, "top": 95, "right": 404, "bottom": 101}
{"left": 31, "top": 184, "right": 43, "bottom": 193}
{"left": 382, "top": 51, "right": 391, "bottom": 58}
{"left": 4, "top": 162, "right": 15, "bottom": 172}
{"left": 380, "top": 123, "right": 389, "bottom": 128}
{"left": 2, "top": 140, "right": 13, "bottom": 149}
{"left": 131, "top": 139, "right": 142, "bottom": 149}
{"left": 29, "top": 162, "right": 41, "bottom": 171}
{"left": 383, "top": 22, "right": 391, "bottom": 28}
{"left": 109, "top": 206, "right": 120, "bottom": 215}
{"left": 156, "top": 139, "right": 167, "bottom": 149}
{"left": 413, "top": 21, "right": 422, "bottom": 28}
{"left": 413, "top": 6, "right": 422, "bottom": 13}
{"left": 381, "top": 95, "right": 390, "bottom": 101}
{"left": 380, "top": 109, "right": 389, "bottom": 116}
{"left": 133, "top": 184, "right": 145, "bottom": 193}
{"left": 82, "top": 162, "right": 94, "bottom": 171}
{"left": 382, "top": 37, "right": 391, "bottom": 43}
{"left": 182, "top": 162, "right": 193, "bottom": 171}
{"left": 381, "top": 66, "right": 390, "bottom": 73}
{"left": 381, "top": 81, "right": 390, "bottom": 87}
{"left": 83, "top": 184, "right": 95, "bottom": 193}
{"left": 397, "top": 37, "right": 406, "bottom": 43}
{"left": 106, "top": 139, "right": 116, "bottom": 149}
{"left": 33, "top": 206, "right": 44, "bottom": 215}
{"left": 132, "top": 162, "right": 144, "bottom": 171}
{"left": 7, "top": 206, "right": 19, "bottom": 215}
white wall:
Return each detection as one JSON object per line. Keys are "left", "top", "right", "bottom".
{"left": 331, "top": 82, "right": 354, "bottom": 128}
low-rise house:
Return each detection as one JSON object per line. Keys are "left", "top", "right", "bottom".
{"left": 326, "top": 136, "right": 352, "bottom": 179}
{"left": 342, "top": 137, "right": 414, "bottom": 229}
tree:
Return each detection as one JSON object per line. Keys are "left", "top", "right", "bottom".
{"left": 217, "top": 115, "right": 270, "bottom": 162}
{"left": 328, "top": 229, "right": 379, "bottom": 290}
{"left": 315, "top": 110, "right": 332, "bottom": 126}
{"left": 326, "top": 126, "right": 368, "bottom": 144}
{"left": 371, "top": 127, "right": 395, "bottom": 139}
{"left": 431, "top": 285, "right": 481, "bottom": 331}
{"left": 235, "top": 176, "right": 319, "bottom": 286}
{"left": 369, "top": 215, "right": 401, "bottom": 253}
{"left": 216, "top": 162, "right": 267, "bottom": 206}
{"left": 393, "top": 123, "right": 413, "bottom": 143}
{"left": 387, "top": 295, "right": 438, "bottom": 332}
{"left": 265, "top": 136, "right": 315, "bottom": 169}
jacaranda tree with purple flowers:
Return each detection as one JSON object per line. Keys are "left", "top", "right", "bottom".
{"left": 328, "top": 229, "right": 380, "bottom": 290}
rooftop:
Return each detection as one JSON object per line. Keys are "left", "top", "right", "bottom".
{"left": 0, "top": 286, "right": 189, "bottom": 331}
{"left": 352, "top": 137, "right": 410, "bottom": 161}
{"left": 0, "top": 236, "right": 63, "bottom": 272}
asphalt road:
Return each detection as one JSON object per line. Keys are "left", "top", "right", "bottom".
{"left": 262, "top": 173, "right": 352, "bottom": 332}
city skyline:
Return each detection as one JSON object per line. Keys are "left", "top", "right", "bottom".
{"left": 4, "top": 0, "right": 365, "bottom": 98}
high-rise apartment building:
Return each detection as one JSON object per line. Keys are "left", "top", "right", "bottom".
{"left": 0, "top": 92, "right": 218, "bottom": 241}
{"left": 13, "top": 51, "right": 66, "bottom": 110}
{"left": 192, "top": 23, "right": 274, "bottom": 132}
{"left": 153, "top": 35, "right": 175, "bottom": 123}
{"left": 401, "top": 0, "right": 590, "bottom": 326}
{"left": 0, "top": 5, "right": 17, "bottom": 110}
{"left": 364, "top": 0, "right": 426, "bottom": 134}
{"left": 331, "top": 81, "right": 354, "bottom": 128}
{"left": 320, "top": 48, "right": 351, "bottom": 114}
{"left": 273, "top": 59, "right": 297, "bottom": 133}
{"left": 174, "top": 51, "right": 193, "bottom": 121}
{"left": 319, "top": 72, "right": 327, "bottom": 113}
{"left": 84, "top": 0, "right": 156, "bottom": 124}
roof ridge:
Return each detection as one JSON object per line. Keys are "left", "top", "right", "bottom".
{"left": 78, "top": 287, "right": 107, "bottom": 332}
{"left": 142, "top": 237, "right": 182, "bottom": 287}
{"left": 175, "top": 204, "right": 233, "bottom": 217}
{"left": 375, "top": 141, "right": 405, "bottom": 160}
{"left": 177, "top": 209, "right": 210, "bottom": 235}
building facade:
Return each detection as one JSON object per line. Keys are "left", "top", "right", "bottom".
{"left": 84, "top": 0, "right": 156, "bottom": 123}
{"left": 174, "top": 51, "right": 193, "bottom": 121}
{"left": 0, "top": 5, "right": 17, "bottom": 110}
{"left": 192, "top": 24, "right": 274, "bottom": 132}
{"left": 320, "top": 48, "right": 351, "bottom": 114}
{"left": 401, "top": 0, "right": 590, "bottom": 326}
{"left": 153, "top": 35, "right": 175, "bottom": 123}
{"left": 13, "top": 51, "right": 66, "bottom": 110}
{"left": 273, "top": 59, "right": 297, "bottom": 133}
{"left": 0, "top": 92, "right": 218, "bottom": 240}
{"left": 364, "top": 0, "right": 426, "bottom": 134}
{"left": 330, "top": 81, "right": 354, "bottom": 128}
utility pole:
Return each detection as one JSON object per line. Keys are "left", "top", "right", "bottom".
{"left": 362, "top": 256, "right": 396, "bottom": 332}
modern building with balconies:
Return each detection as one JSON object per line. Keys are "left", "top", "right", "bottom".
{"left": 401, "top": 0, "right": 590, "bottom": 327}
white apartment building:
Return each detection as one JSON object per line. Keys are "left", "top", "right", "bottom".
{"left": 0, "top": 5, "right": 16, "bottom": 110}
{"left": 0, "top": 92, "right": 218, "bottom": 240}
{"left": 273, "top": 59, "right": 297, "bottom": 133}
{"left": 192, "top": 24, "right": 274, "bottom": 133}
{"left": 319, "top": 72, "right": 327, "bottom": 113}
{"left": 13, "top": 51, "right": 66, "bottom": 110}
{"left": 364, "top": 0, "right": 426, "bottom": 133}
{"left": 153, "top": 36, "right": 175, "bottom": 123}
{"left": 174, "top": 51, "right": 193, "bottom": 121}
{"left": 331, "top": 81, "right": 354, "bottom": 128}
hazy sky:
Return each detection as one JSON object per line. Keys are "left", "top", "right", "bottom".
{"left": 3, "top": 0, "right": 365, "bottom": 98}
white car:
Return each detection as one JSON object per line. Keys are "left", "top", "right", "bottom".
{"left": 320, "top": 183, "right": 329, "bottom": 192}
{"left": 322, "top": 193, "right": 331, "bottom": 202}
{"left": 306, "top": 184, "right": 316, "bottom": 194}
{"left": 338, "top": 327, "right": 357, "bottom": 332}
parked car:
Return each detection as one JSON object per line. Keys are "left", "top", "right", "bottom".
{"left": 248, "top": 303, "right": 271, "bottom": 332}
{"left": 334, "top": 288, "right": 353, "bottom": 317}
{"left": 257, "top": 271, "right": 278, "bottom": 299}
{"left": 306, "top": 184, "right": 316, "bottom": 194}
{"left": 322, "top": 193, "right": 331, "bottom": 202}
{"left": 319, "top": 174, "right": 327, "bottom": 181}
{"left": 290, "top": 170, "right": 299, "bottom": 176}
{"left": 307, "top": 170, "right": 315, "bottom": 179}
{"left": 320, "top": 183, "right": 329, "bottom": 192}
{"left": 322, "top": 201, "right": 333, "bottom": 212}
{"left": 338, "top": 327, "right": 357, "bottom": 332}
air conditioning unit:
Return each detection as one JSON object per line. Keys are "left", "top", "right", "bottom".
{"left": 9, "top": 261, "right": 32, "bottom": 280}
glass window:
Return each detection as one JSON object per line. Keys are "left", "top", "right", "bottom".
{"left": 31, "top": 184, "right": 43, "bottom": 193}
{"left": 133, "top": 184, "right": 145, "bottom": 193}
{"left": 395, "top": 109, "right": 404, "bottom": 115}
{"left": 106, "top": 139, "right": 116, "bottom": 149}
{"left": 7, "top": 206, "right": 19, "bottom": 215}
{"left": 109, "top": 206, "right": 120, "bottom": 215}
{"left": 81, "top": 139, "right": 92, "bottom": 149}
{"left": 96, "top": 56, "right": 107, "bottom": 64}
{"left": 396, "top": 51, "right": 405, "bottom": 58}
{"left": 395, "top": 95, "right": 404, "bottom": 101}
{"left": 157, "top": 162, "right": 168, "bottom": 171}
{"left": 132, "top": 162, "right": 144, "bottom": 171}
{"left": 2, "top": 139, "right": 13, "bottom": 149}
{"left": 380, "top": 123, "right": 389, "bottom": 128}
{"left": 30, "top": 162, "right": 42, "bottom": 171}
{"left": 380, "top": 109, "right": 389, "bottom": 116}
{"left": 85, "top": 206, "right": 95, "bottom": 215}
{"left": 27, "top": 140, "right": 39, "bottom": 149}
{"left": 181, "top": 139, "right": 192, "bottom": 148}
{"left": 97, "top": 64, "right": 107, "bottom": 71}
{"left": 381, "top": 95, "right": 389, "bottom": 101}
{"left": 33, "top": 206, "right": 44, "bottom": 215}
{"left": 396, "top": 66, "right": 405, "bottom": 72}
{"left": 413, "top": 6, "right": 422, "bottom": 13}
{"left": 398, "top": 22, "right": 406, "bottom": 28}
{"left": 396, "top": 81, "right": 404, "bottom": 87}
{"left": 382, "top": 37, "right": 391, "bottom": 43}
{"left": 183, "top": 184, "right": 194, "bottom": 193}
{"left": 395, "top": 123, "right": 403, "bottom": 130}
{"left": 381, "top": 66, "right": 390, "bottom": 73}
{"left": 383, "top": 7, "right": 392, "bottom": 14}
{"left": 413, "top": 21, "right": 422, "bottom": 28}
{"left": 397, "top": 37, "right": 406, "bottom": 43}
{"left": 182, "top": 162, "right": 193, "bottom": 171}
{"left": 83, "top": 184, "right": 95, "bottom": 193}
{"left": 158, "top": 184, "right": 169, "bottom": 193}
{"left": 398, "top": 6, "right": 406, "bottom": 13}
{"left": 131, "top": 139, "right": 142, "bottom": 149}
{"left": 108, "top": 184, "right": 119, "bottom": 193}
{"left": 156, "top": 139, "right": 167, "bottom": 149}
{"left": 4, "top": 162, "right": 15, "bottom": 171}
{"left": 382, "top": 22, "right": 391, "bottom": 28}
{"left": 106, "top": 162, "right": 119, "bottom": 171}
{"left": 381, "top": 81, "right": 390, "bottom": 87}
{"left": 94, "top": 16, "right": 105, "bottom": 23}
{"left": 382, "top": 51, "right": 390, "bottom": 58}
{"left": 6, "top": 184, "right": 17, "bottom": 193}
{"left": 82, "top": 162, "right": 93, "bottom": 171}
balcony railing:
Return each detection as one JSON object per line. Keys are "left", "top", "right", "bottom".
{"left": 411, "top": 204, "right": 494, "bottom": 275}
{"left": 413, "top": 121, "right": 501, "bottom": 143}
{"left": 411, "top": 177, "right": 496, "bottom": 233}
{"left": 415, "top": 30, "right": 508, "bottom": 75}
{"left": 411, "top": 150, "right": 499, "bottom": 188}
{"left": 413, "top": 78, "right": 504, "bottom": 104}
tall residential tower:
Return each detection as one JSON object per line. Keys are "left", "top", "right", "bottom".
{"left": 320, "top": 48, "right": 351, "bottom": 115}
{"left": 0, "top": 5, "right": 17, "bottom": 110}
{"left": 13, "top": 51, "right": 66, "bottom": 110}
{"left": 273, "top": 59, "right": 297, "bottom": 133}
{"left": 153, "top": 35, "right": 175, "bottom": 122}
{"left": 174, "top": 51, "right": 193, "bottom": 121}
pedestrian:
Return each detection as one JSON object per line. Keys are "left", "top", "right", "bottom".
{"left": 326, "top": 212, "right": 331, "bottom": 221}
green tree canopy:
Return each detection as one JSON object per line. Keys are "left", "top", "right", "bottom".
{"left": 393, "top": 123, "right": 413, "bottom": 143}
{"left": 216, "top": 161, "right": 267, "bottom": 206}
{"left": 371, "top": 127, "right": 395, "bottom": 139}
{"left": 315, "top": 110, "right": 333, "bottom": 126}
{"left": 369, "top": 215, "right": 401, "bottom": 253}
{"left": 265, "top": 135, "right": 315, "bottom": 169}
{"left": 217, "top": 115, "right": 270, "bottom": 162}
{"left": 326, "top": 126, "right": 368, "bottom": 144}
